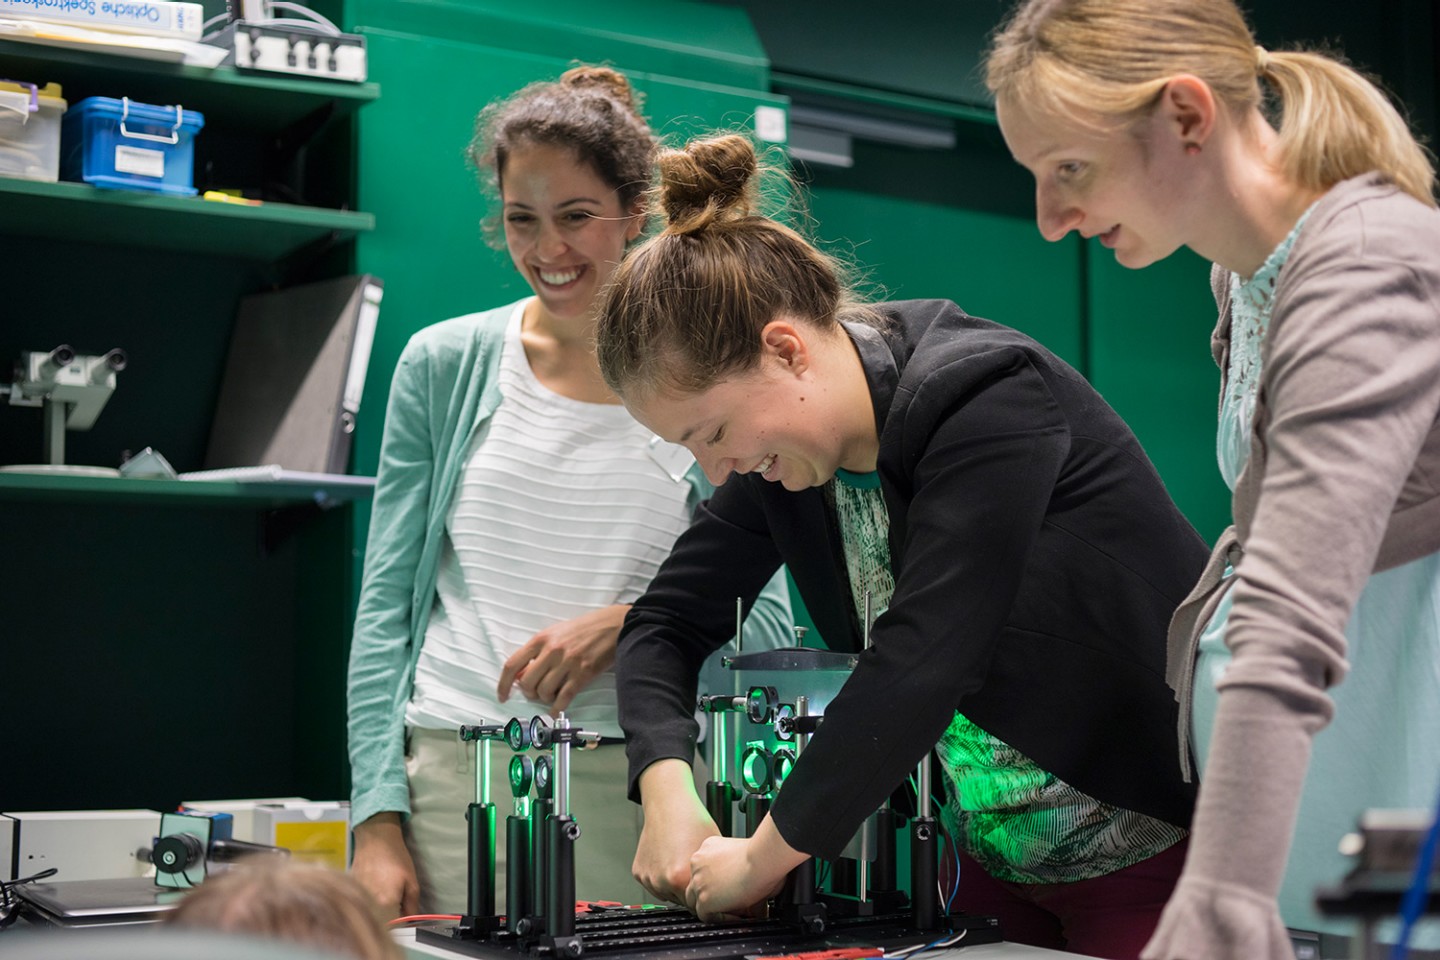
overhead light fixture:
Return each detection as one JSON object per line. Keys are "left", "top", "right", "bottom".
{"left": 785, "top": 102, "right": 956, "bottom": 168}
{"left": 788, "top": 125, "right": 853, "bottom": 168}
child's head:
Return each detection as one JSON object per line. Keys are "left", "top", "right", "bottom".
{"left": 165, "top": 862, "right": 400, "bottom": 960}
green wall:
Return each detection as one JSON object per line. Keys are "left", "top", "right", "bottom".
{"left": 801, "top": 139, "right": 1231, "bottom": 543}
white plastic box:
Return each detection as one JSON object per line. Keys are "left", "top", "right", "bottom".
{"left": 181, "top": 797, "right": 310, "bottom": 843}
{"left": 3, "top": 809, "right": 160, "bottom": 881}
{"left": 251, "top": 801, "right": 350, "bottom": 871}
{"left": 0, "top": 81, "right": 67, "bottom": 183}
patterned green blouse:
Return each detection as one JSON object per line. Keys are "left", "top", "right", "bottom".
{"left": 830, "top": 468, "right": 1186, "bottom": 884}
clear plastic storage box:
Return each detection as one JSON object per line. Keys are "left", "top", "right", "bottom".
{"left": 0, "top": 81, "right": 67, "bottom": 183}
{"left": 61, "top": 96, "right": 205, "bottom": 196}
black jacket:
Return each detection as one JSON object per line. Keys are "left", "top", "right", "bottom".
{"left": 616, "top": 299, "right": 1206, "bottom": 859}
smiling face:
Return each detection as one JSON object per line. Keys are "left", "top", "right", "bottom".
{"left": 996, "top": 96, "right": 1191, "bottom": 269}
{"left": 500, "top": 142, "right": 643, "bottom": 323}
{"left": 621, "top": 320, "right": 875, "bottom": 492}
{"left": 628, "top": 373, "right": 832, "bottom": 491}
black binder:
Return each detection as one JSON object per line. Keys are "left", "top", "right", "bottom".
{"left": 203, "top": 274, "right": 383, "bottom": 474}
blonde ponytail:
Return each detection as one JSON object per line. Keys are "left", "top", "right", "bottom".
{"left": 986, "top": 0, "right": 1436, "bottom": 206}
{"left": 1262, "top": 49, "right": 1436, "bottom": 206}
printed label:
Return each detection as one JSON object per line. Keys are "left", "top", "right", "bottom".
{"left": 114, "top": 144, "right": 165, "bottom": 179}
{"left": 754, "top": 105, "right": 788, "bottom": 144}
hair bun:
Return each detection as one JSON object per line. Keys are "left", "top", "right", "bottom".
{"left": 659, "top": 134, "right": 757, "bottom": 232}
{"left": 559, "top": 65, "right": 640, "bottom": 112}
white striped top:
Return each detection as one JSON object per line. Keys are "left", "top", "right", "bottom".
{"left": 406, "top": 303, "right": 695, "bottom": 738}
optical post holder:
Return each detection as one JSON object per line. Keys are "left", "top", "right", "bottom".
{"left": 456, "top": 722, "right": 508, "bottom": 939}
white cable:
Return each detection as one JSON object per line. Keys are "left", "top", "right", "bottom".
{"left": 266, "top": 1, "right": 340, "bottom": 34}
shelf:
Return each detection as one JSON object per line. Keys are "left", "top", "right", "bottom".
{"left": 0, "top": 177, "right": 374, "bottom": 259}
{"left": 0, "top": 37, "right": 379, "bottom": 134}
{"left": 0, "top": 471, "right": 375, "bottom": 508}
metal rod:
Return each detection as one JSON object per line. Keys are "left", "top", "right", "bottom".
{"left": 863, "top": 590, "right": 873, "bottom": 648}
{"left": 43, "top": 401, "right": 66, "bottom": 465}
{"left": 796, "top": 696, "right": 811, "bottom": 753}
{"left": 483, "top": 738, "right": 493, "bottom": 805}
{"left": 554, "top": 713, "right": 570, "bottom": 817}
{"left": 917, "top": 754, "right": 932, "bottom": 819}
{"left": 735, "top": 596, "right": 743, "bottom": 654}
{"left": 711, "top": 701, "right": 729, "bottom": 782}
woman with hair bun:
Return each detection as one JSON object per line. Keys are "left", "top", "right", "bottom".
{"left": 596, "top": 133, "right": 1210, "bottom": 958}
{"left": 986, "top": 1, "right": 1440, "bottom": 955}
{"left": 345, "top": 67, "right": 792, "bottom": 917}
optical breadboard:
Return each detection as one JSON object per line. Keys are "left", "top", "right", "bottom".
{"left": 416, "top": 906, "right": 1001, "bottom": 960}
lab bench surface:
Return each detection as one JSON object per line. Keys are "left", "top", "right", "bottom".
{"left": 394, "top": 927, "right": 1092, "bottom": 960}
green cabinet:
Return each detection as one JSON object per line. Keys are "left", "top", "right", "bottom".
{"left": 0, "top": 41, "right": 376, "bottom": 811}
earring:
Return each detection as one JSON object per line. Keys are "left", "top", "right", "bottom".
{"left": 1185, "top": 143, "right": 1201, "bottom": 156}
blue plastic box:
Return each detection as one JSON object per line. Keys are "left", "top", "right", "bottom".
{"left": 61, "top": 96, "right": 204, "bottom": 196}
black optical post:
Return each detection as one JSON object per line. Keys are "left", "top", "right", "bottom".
{"left": 456, "top": 722, "right": 507, "bottom": 939}
{"left": 537, "top": 713, "right": 600, "bottom": 959}
{"left": 775, "top": 695, "right": 827, "bottom": 934}
{"left": 507, "top": 754, "right": 534, "bottom": 933}
{"left": 528, "top": 753, "right": 554, "bottom": 934}
{"left": 909, "top": 752, "right": 941, "bottom": 932}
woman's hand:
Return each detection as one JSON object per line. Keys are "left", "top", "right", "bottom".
{"left": 350, "top": 812, "right": 421, "bottom": 919}
{"left": 632, "top": 760, "right": 720, "bottom": 905}
{"left": 497, "top": 604, "right": 631, "bottom": 713}
{"left": 686, "top": 815, "right": 806, "bottom": 922}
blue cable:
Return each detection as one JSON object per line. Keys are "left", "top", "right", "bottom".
{"left": 1390, "top": 785, "right": 1440, "bottom": 960}
{"left": 943, "top": 825, "right": 961, "bottom": 915}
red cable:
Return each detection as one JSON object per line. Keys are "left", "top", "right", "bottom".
{"left": 387, "top": 913, "right": 463, "bottom": 926}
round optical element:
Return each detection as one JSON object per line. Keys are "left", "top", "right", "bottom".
{"left": 774, "top": 703, "right": 797, "bottom": 741}
{"left": 746, "top": 685, "right": 778, "bottom": 724}
{"left": 530, "top": 716, "right": 550, "bottom": 749}
{"left": 772, "top": 746, "right": 796, "bottom": 788}
{"left": 740, "top": 742, "right": 774, "bottom": 794}
{"left": 509, "top": 755, "right": 535, "bottom": 796}
{"left": 506, "top": 717, "right": 530, "bottom": 752}
{"left": 152, "top": 833, "right": 204, "bottom": 875}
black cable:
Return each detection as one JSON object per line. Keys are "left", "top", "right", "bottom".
{"left": 0, "top": 867, "right": 59, "bottom": 930}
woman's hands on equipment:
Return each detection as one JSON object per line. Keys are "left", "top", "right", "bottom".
{"left": 686, "top": 815, "right": 803, "bottom": 922}
{"left": 633, "top": 760, "right": 721, "bottom": 904}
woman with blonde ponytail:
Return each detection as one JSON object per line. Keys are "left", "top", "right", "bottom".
{"left": 345, "top": 68, "right": 792, "bottom": 918}
{"left": 987, "top": 1, "right": 1440, "bottom": 956}
{"left": 597, "top": 133, "right": 1211, "bottom": 958}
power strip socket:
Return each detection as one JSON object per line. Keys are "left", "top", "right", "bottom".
{"left": 215, "top": 21, "right": 367, "bottom": 83}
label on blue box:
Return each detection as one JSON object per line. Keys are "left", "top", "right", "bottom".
{"left": 115, "top": 144, "right": 164, "bottom": 179}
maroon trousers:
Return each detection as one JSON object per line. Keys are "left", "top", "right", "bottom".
{"left": 942, "top": 838, "right": 1189, "bottom": 959}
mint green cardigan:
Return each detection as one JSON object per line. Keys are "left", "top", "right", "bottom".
{"left": 345, "top": 301, "right": 793, "bottom": 827}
